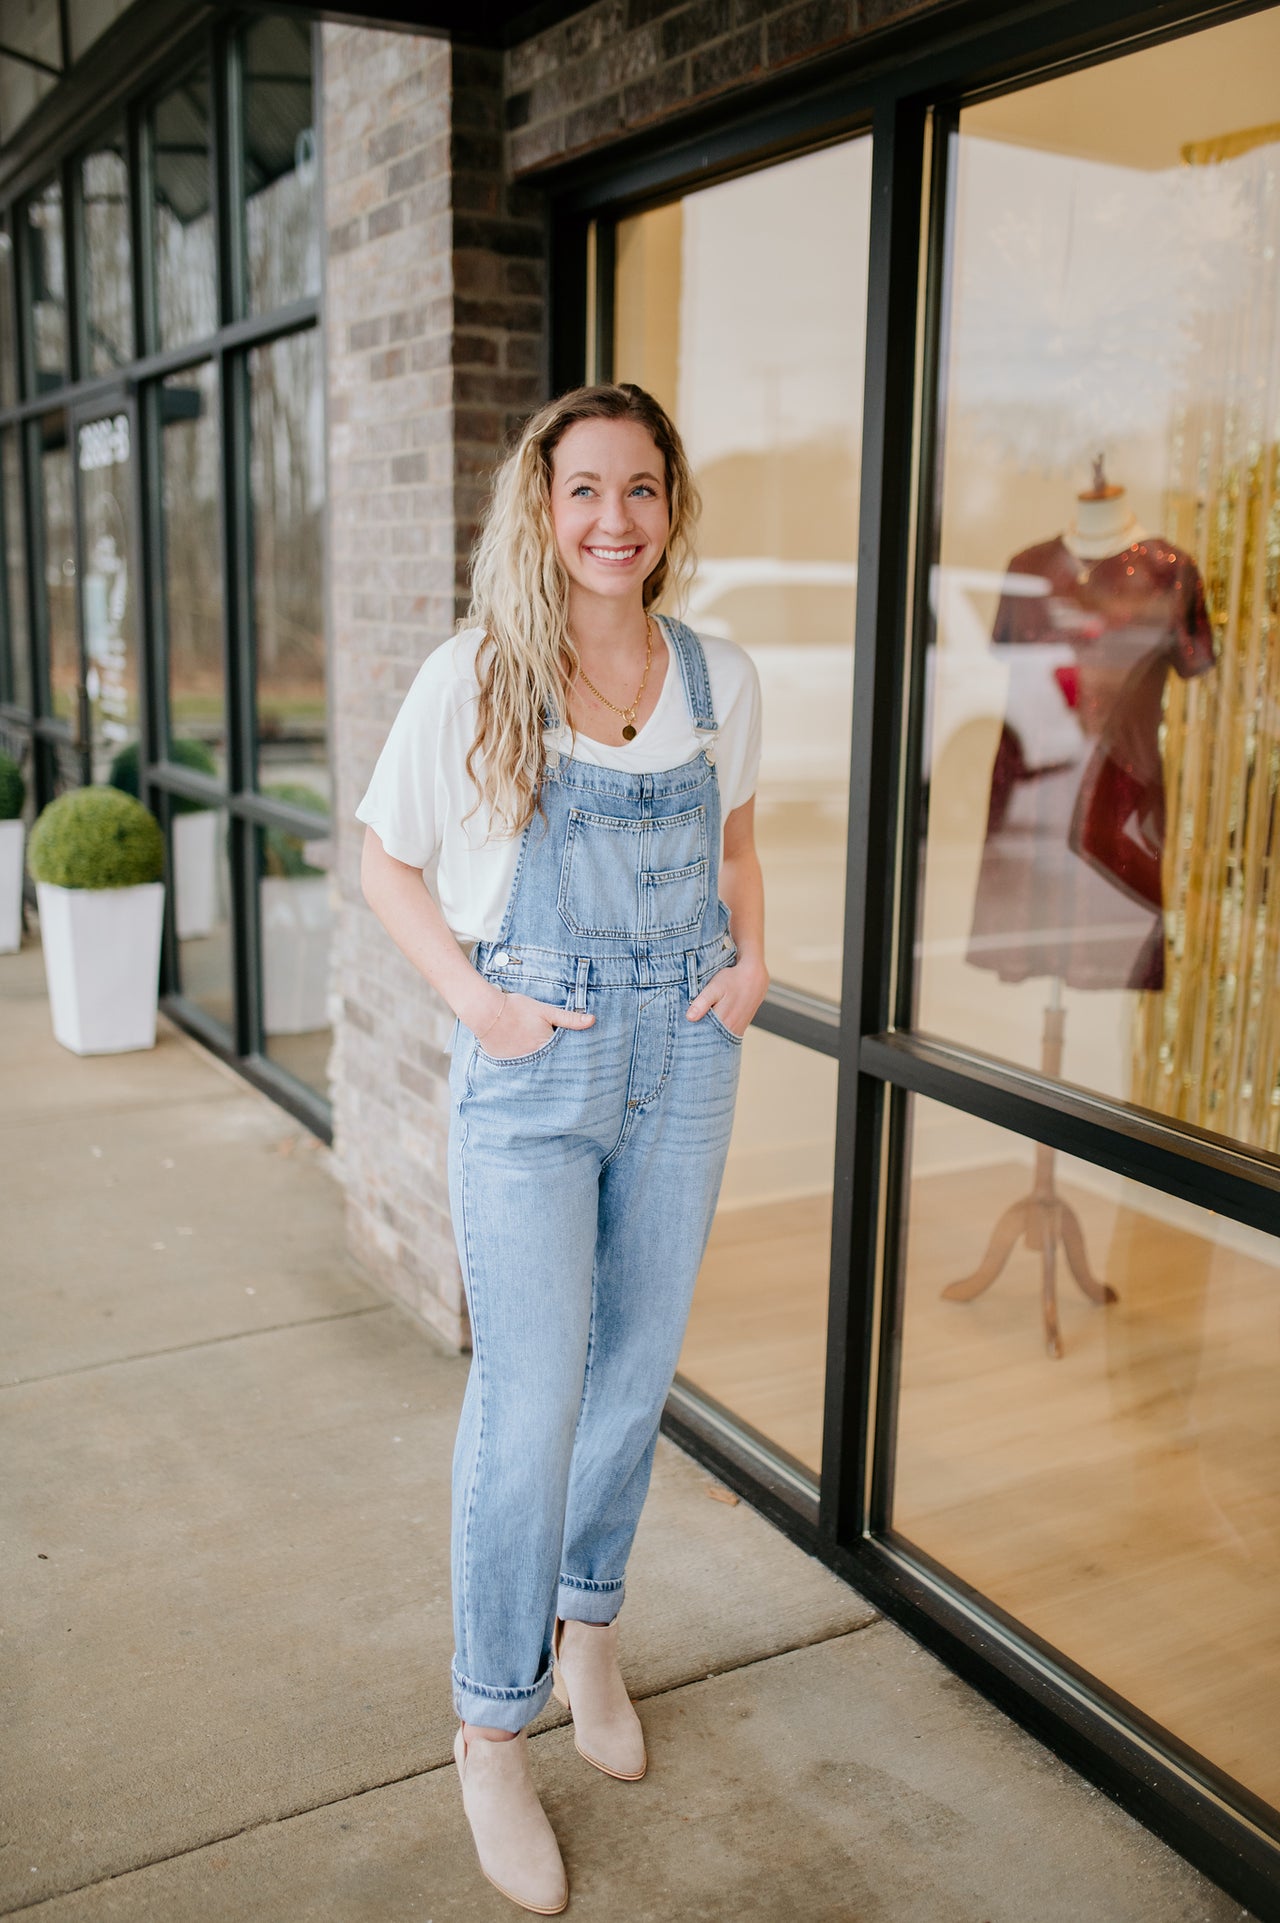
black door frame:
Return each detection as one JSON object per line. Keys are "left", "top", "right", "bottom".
{"left": 549, "top": 1, "right": 1280, "bottom": 1913}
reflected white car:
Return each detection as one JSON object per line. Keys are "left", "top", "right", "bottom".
{"left": 688, "top": 558, "right": 1083, "bottom": 804}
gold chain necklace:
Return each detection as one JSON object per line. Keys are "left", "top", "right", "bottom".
{"left": 575, "top": 615, "right": 654, "bottom": 741}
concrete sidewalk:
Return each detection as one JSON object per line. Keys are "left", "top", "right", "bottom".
{"left": 1, "top": 933, "right": 1250, "bottom": 1922}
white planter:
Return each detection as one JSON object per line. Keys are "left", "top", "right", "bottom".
{"left": 36, "top": 879, "right": 165, "bottom": 1054}
{"left": 0, "top": 819, "right": 24, "bottom": 953}
{"left": 172, "top": 806, "right": 221, "bottom": 941}
{"left": 261, "top": 874, "right": 331, "bottom": 1035}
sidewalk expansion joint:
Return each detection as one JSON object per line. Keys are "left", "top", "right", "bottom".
{"left": 622, "top": 1615, "right": 884, "bottom": 1708}
{"left": 0, "top": 1088, "right": 245, "bottom": 1137}
{"left": 2, "top": 1303, "right": 394, "bottom": 1391}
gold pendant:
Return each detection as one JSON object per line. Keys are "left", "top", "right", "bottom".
{"left": 622, "top": 722, "right": 637, "bottom": 741}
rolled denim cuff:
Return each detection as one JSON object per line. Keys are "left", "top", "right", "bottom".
{"left": 557, "top": 1574, "right": 624, "bottom": 1626}
{"left": 451, "top": 1657, "right": 554, "bottom": 1733}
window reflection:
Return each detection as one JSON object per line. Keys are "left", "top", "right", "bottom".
{"left": 614, "top": 139, "right": 871, "bottom": 1005}
{"left": 79, "top": 410, "right": 138, "bottom": 779}
{"left": 172, "top": 789, "right": 233, "bottom": 1039}
{"left": 256, "top": 813, "right": 332, "bottom": 1099}
{"left": 2, "top": 433, "right": 31, "bottom": 712}
{"left": 679, "top": 1026, "right": 836, "bottom": 1474}
{"left": 892, "top": 1092, "right": 1280, "bottom": 1807}
{"left": 241, "top": 17, "right": 318, "bottom": 314}
{"left": 250, "top": 330, "right": 326, "bottom": 793}
{"left": 915, "top": 12, "right": 1280, "bottom": 1156}
{"left": 24, "top": 180, "right": 66, "bottom": 389}
{"left": 161, "top": 364, "right": 224, "bottom": 770}
{"left": 0, "top": 222, "right": 16, "bottom": 406}
{"left": 149, "top": 66, "right": 216, "bottom": 349}
{"left": 39, "top": 419, "right": 76, "bottom": 729}
{"left": 82, "top": 126, "right": 133, "bottom": 374}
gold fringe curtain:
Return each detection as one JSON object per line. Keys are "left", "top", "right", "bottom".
{"left": 1131, "top": 133, "right": 1280, "bottom": 1151}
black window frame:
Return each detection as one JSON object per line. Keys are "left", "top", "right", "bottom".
{"left": 0, "top": 7, "right": 331, "bottom": 1141}
{"left": 548, "top": 2, "right": 1280, "bottom": 1914}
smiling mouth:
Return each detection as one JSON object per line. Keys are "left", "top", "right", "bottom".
{"left": 584, "top": 545, "right": 642, "bottom": 563}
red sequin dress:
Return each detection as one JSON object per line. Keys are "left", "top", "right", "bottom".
{"left": 966, "top": 534, "right": 1214, "bottom": 991}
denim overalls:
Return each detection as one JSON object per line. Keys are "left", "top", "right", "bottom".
{"left": 447, "top": 616, "right": 743, "bottom": 1731}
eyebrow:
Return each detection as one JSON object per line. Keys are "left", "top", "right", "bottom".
{"left": 564, "top": 470, "right": 662, "bottom": 485}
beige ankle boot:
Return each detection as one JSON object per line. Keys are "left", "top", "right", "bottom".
{"left": 551, "top": 1616, "right": 647, "bottom": 1781}
{"left": 453, "top": 1726, "right": 568, "bottom": 1915}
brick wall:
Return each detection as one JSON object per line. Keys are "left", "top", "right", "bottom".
{"left": 323, "top": 0, "right": 948, "bottom": 1350}
{"left": 323, "top": 25, "right": 544, "bottom": 1350}
{"left": 504, "top": 0, "right": 942, "bottom": 174}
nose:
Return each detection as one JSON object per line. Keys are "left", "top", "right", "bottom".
{"left": 594, "top": 491, "right": 637, "bottom": 535}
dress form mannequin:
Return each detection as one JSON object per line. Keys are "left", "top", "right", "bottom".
{"left": 1061, "top": 455, "right": 1146, "bottom": 561}
{"left": 945, "top": 456, "right": 1134, "bottom": 1357}
{"left": 942, "top": 973, "right": 1116, "bottom": 1360}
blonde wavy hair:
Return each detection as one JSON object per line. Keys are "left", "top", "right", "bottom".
{"left": 464, "top": 382, "right": 700, "bottom": 835}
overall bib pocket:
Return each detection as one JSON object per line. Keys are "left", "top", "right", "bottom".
{"left": 558, "top": 805, "right": 709, "bottom": 938}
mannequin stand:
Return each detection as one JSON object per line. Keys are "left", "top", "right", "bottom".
{"left": 941, "top": 990, "right": 1117, "bottom": 1357}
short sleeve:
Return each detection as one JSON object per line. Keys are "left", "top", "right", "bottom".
{"left": 355, "top": 647, "right": 456, "bottom": 869}
{"left": 711, "top": 641, "right": 763, "bottom": 815}
{"left": 1173, "top": 556, "right": 1215, "bottom": 680}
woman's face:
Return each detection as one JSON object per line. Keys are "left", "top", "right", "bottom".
{"left": 549, "top": 417, "right": 671, "bottom": 612}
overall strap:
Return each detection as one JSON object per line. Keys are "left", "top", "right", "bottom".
{"left": 657, "top": 614, "right": 718, "bottom": 733}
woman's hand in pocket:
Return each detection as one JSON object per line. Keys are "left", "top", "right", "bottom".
{"left": 685, "top": 958, "right": 769, "bottom": 1038}
{"left": 474, "top": 991, "right": 594, "bottom": 1060}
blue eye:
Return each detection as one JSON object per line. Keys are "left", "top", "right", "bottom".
{"left": 570, "top": 484, "right": 593, "bottom": 497}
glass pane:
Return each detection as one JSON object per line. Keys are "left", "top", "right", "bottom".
{"left": 0, "top": 56, "right": 58, "bottom": 145}
{"left": 2, "top": 432, "right": 32, "bottom": 711}
{"left": 614, "top": 138, "right": 871, "bottom": 1004}
{"left": 678, "top": 1027, "right": 836, "bottom": 1474}
{"left": 242, "top": 17, "right": 319, "bottom": 315}
{"left": 149, "top": 66, "right": 216, "bottom": 349}
{"left": 68, "top": 0, "right": 133, "bottom": 60}
{"left": 250, "top": 329, "right": 326, "bottom": 792}
{"left": 39, "top": 417, "right": 76, "bottom": 728}
{"left": 915, "top": 12, "right": 1280, "bottom": 1156}
{"left": 0, "top": 5, "right": 61, "bottom": 142}
{"left": 892, "top": 1093, "right": 1280, "bottom": 1806}
{"left": 0, "top": 221, "right": 17, "bottom": 406}
{"left": 77, "top": 410, "right": 139, "bottom": 780}
{"left": 82, "top": 126, "right": 134, "bottom": 375}
{"left": 24, "top": 179, "right": 66, "bottom": 391}
{"left": 256, "top": 816, "right": 332, "bottom": 1098}
{"left": 172, "top": 798, "right": 233, "bottom": 1036}
{"left": 2, "top": 0, "right": 61, "bottom": 61}
{"left": 161, "top": 364, "right": 225, "bottom": 773}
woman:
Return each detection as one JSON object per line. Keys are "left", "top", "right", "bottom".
{"left": 358, "top": 382, "right": 767, "bottom": 1913}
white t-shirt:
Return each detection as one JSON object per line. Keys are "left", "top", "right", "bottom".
{"left": 356, "top": 621, "right": 762, "bottom": 944}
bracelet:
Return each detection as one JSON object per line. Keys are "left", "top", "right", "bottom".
{"left": 474, "top": 991, "right": 507, "bottom": 1043}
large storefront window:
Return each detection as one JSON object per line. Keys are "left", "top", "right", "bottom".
{"left": 885, "top": 0, "right": 1280, "bottom": 1875}
{"left": 893, "top": 1093, "right": 1280, "bottom": 1806}
{"left": 2, "top": 17, "right": 326, "bottom": 1123}
{"left": 611, "top": 138, "right": 872, "bottom": 1478}
{"left": 916, "top": 11, "right": 1280, "bottom": 1157}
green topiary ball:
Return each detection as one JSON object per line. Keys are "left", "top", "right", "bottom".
{"left": 109, "top": 738, "right": 218, "bottom": 815}
{"left": 262, "top": 782, "right": 328, "bottom": 880}
{"left": 0, "top": 751, "right": 25, "bottom": 822}
{"left": 28, "top": 786, "right": 165, "bottom": 890}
